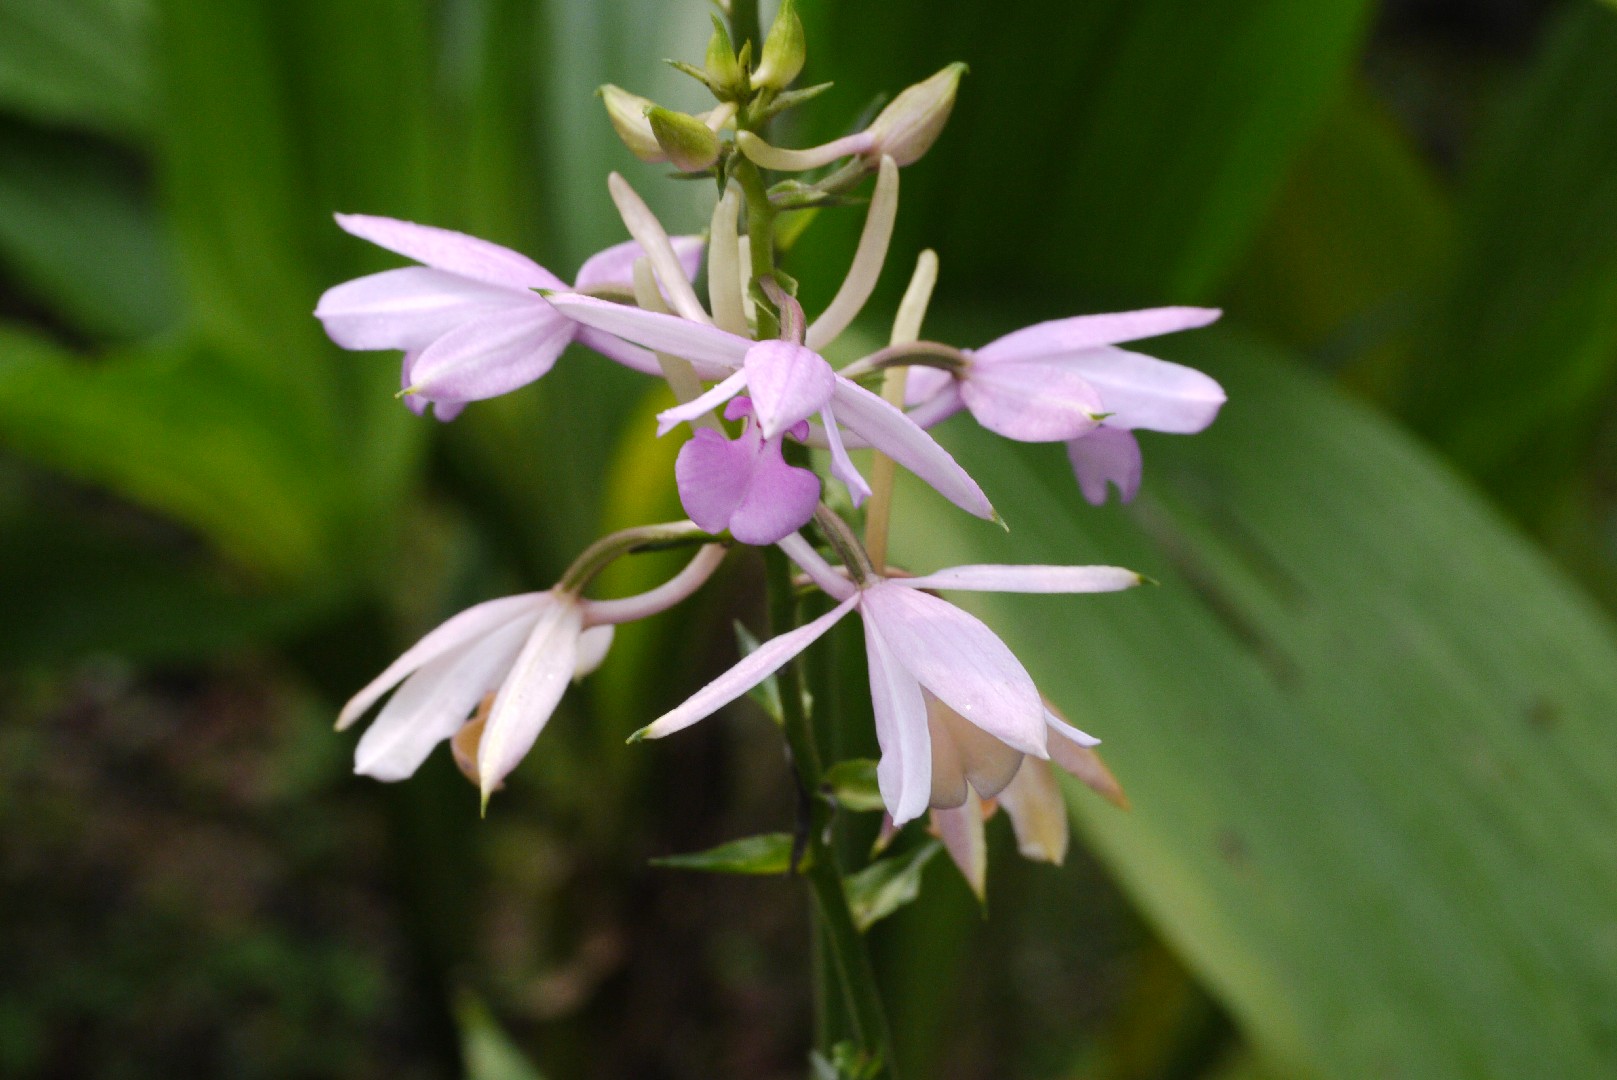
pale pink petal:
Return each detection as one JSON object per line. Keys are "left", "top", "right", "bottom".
{"left": 744, "top": 341, "right": 837, "bottom": 438}
{"left": 776, "top": 533, "right": 857, "bottom": 601}
{"left": 830, "top": 379, "right": 994, "bottom": 521}
{"left": 657, "top": 369, "right": 750, "bottom": 434}
{"left": 478, "top": 600, "right": 584, "bottom": 799}
{"left": 574, "top": 327, "right": 662, "bottom": 376}
{"left": 316, "top": 268, "right": 529, "bottom": 351}
{"left": 996, "top": 759, "right": 1069, "bottom": 864}
{"left": 902, "top": 366, "right": 953, "bottom": 407}
{"left": 901, "top": 564, "right": 1143, "bottom": 594}
{"left": 977, "top": 307, "right": 1221, "bottom": 364}
{"left": 543, "top": 292, "right": 751, "bottom": 369}
{"left": 861, "top": 584, "right": 1046, "bottom": 757}
{"left": 930, "top": 797, "right": 988, "bottom": 901}
{"left": 338, "top": 593, "right": 546, "bottom": 729}
{"left": 572, "top": 235, "right": 705, "bottom": 292}
{"left": 674, "top": 428, "right": 752, "bottom": 534}
{"left": 353, "top": 618, "right": 530, "bottom": 780}
{"left": 1049, "top": 346, "right": 1225, "bottom": 433}
{"left": 927, "top": 694, "right": 1025, "bottom": 803}
{"left": 1045, "top": 707, "right": 1101, "bottom": 748}
{"left": 960, "top": 361, "right": 1105, "bottom": 442}
{"left": 1068, "top": 427, "right": 1142, "bottom": 505}
{"left": 573, "top": 625, "right": 615, "bottom": 679}
{"left": 640, "top": 596, "right": 860, "bottom": 739}
{"left": 863, "top": 612, "right": 933, "bottom": 825}
{"left": 408, "top": 306, "right": 574, "bottom": 402}
{"left": 819, "top": 405, "right": 873, "bottom": 507}
{"left": 334, "top": 213, "right": 565, "bottom": 290}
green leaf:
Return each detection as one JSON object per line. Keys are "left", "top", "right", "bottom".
{"left": 650, "top": 832, "right": 808, "bottom": 875}
{"left": 0, "top": 0, "right": 150, "bottom": 135}
{"left": 891, "top": 332, "right": 1617, "bottom": 1077}
{"left": 823, "top": 758, "right": 885, "bottom": 813}
{"left": 844, "top": 841, "right": 942, "bottom": 933}
{"left": 0, "top": 120, "right": 180, "bottom": 340}
{"left": 457, "top": 993, "right": 547, "bottom": 1080}
{"left": 1397, "top": 4, "right": 1617, "bottom": 518}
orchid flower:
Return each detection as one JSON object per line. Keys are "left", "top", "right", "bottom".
{"left": 634, "top": 538, "right": 1141, "bottom": 824}
{"left": 902, "top": 306, "right": 1225, "bottom": 504}
{"left": 315, "top": 214, "right": 703, "bottom": 419}
{"left": 339, "top": 545, "right": 723, "bottom": 804}
{"left": 542, "top": 290, "right": 996, "bottom": 522}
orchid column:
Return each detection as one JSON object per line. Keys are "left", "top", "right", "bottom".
{"left": 316, "top": 1, "right": 1225, "bottom": 1075}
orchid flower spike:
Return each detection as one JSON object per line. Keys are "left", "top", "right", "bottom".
{"left": 904, "top": 306, "right": 1226, "bottom": 504}
{"left": 314, "top": 214, "right": 703, "bottom": 419}
{"left": 338, "top": 544, "right": 723, "bottom": 807}
{"left": 634, "top": 540, "right": 1142, "bottom": 825}
{"left": 542, "top": 291, "right": 995, "bottom": 521}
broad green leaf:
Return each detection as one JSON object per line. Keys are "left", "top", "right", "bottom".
{"left": 1397, "top": 4, "right": 1617, "bottom": 519}
{"left": 845, "top": 840, "right": 942, "bottom": 933}
{"left": 0, "top": 120, "right": 179, "bottom": 340}
{"left": 0, "top": 0, "right": 149, "bottom": 135}
{"left": 805, "top": 0, "right": 1374, "bottom": 308}
{"left": 823, "top": 759, "right": 884, "bottom": 813}
{"left": 650, "top": 832, "right": 807, "bottom": 875}
{"left": 891, "top": 333, "right": 1617, "bottom": 1078}
{"left": 0, "top": 328, "right": 341, "bottom": 579}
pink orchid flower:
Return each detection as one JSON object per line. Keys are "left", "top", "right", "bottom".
{"left": 542, "top": 291, "right": 995, "bottom": 522}
{"left": 634, "top": 540, "right": 1141, "bottom": 824}
{"left": 315, "top": 214, "right": 703, "bottom": 419}
{"left": 676, "top": 397, "right": 821, "bottom": 544}
{"left": 904, "top": 306, "right": 1225, "bottom": 504}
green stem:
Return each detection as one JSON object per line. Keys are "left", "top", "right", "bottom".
{"left": 729, "top": 0, "right": 762, "bottom": 59}
{"left": 765, "top": 548, "right": 897, "bottom": 1075}
{"left": 732, "top": 157, "right": 780, "bottom": 339}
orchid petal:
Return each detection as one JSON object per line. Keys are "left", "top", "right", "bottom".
{"left": 902, "top": 365, "right": 953, "bottom": 407}
{"left": 729, "top": 438, "right": 822, "bottom": 545}
{"left": 334, "top": 213, "right": 564, "bottom": 290}
{"left": 977, "top": 306, "right": 1222, "bottom": 364}
{"left": 640, "top": 595, "right": 860, "bottom": 739}
{"left": 776, "top": 533, "right": 857, "bottom": 601}
{"left": 930, "top": 796, "right": 988, "bottom": 902}
{"left": 674, "top": 428, "right": 752, "bottom": 534}
{"left": 543, "top": 292, "right": 751, "bottom": 369}
{"left": 830, "top": 379, "right": 994, "bottom": 520}
{"left": 353, "top": 618, "right": 530, "bottom": 781}
{"left": 863, "top": 612, "right": 933, "bottom": 825}
{"left": 657, "top": 369, "right": 749, "bottom": 434}
{"left": 820, "top": 405, "right": 873, "bottom": 507}
{"left": 1044, "top": 707, "right": 1101, "bottom": 748}
{"left": 338, "top": 593, "right": 546, "bottom": 729}
{"left": 316, "top": 268, "right": 529, "bottom": 351}
{"left": 927, "top": 694, "right": 1025, "bottom": 803}
{"left": 996, "top": 759, "right": 1069, "bottom": 864}
{"left": 573, "top": 326, "right": 663, "bottom": 377}
{"left": 1052, "top": 346, "right": 1226, "bottom": 433}
{"left": 606, "top": 173, "right": 711, "bottom": 324}
{"left": 573, "top": 235, "right": 705, "bottom": 292}
{"left": 901, "top": 564, "right": 1143, "bottom": 594}
{"left": 1068, "top": 427, "right": 1143, "bottom": 504}
{"left": 960, "top": 361, "right": 1106, "bottom": 442}
{"left": 478, "top": 599, "right": 584, "bottom": 800}
{"left": 860, "top": 583, "right": 1046, "bottom": 757}
{"left": 573, "top": 625, "right": 615, "bottom": 680}
{"left": 408, "top": 305, "right": 574, "bottom": 402}
{"left": 744, "top": 341, "right": 837, "bottom": 438}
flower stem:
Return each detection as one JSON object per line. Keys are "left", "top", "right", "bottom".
{"left": 731, "top": 157, "right": 780, "bottom": 340}
{"left": 764, "top": 546, "right": 897, "bottom": 1075}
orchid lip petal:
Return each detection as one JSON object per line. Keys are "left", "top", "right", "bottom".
{"left": 542, "top": 292, "right": 751, "bottom": 369}
{"left": 1068, "top": 427, "right": 1143, "bottom": 505}
{"left": 636, "top": 595, "right": 859, "bottom": 740}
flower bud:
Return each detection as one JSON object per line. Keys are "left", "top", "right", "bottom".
{"left": 704, "top": 17, "right": 745, "bottom": 98}
{"left": 752, "top": 0, "right": 806, "bottom": 91}
{"left": 866, "top": 62, "right": 966, "bottom": 166}
{"left": 599, "top": 84, "right": 666, "bottom": 162}
{"left": 648, "top": 106, "right": 722, "bottom": 172}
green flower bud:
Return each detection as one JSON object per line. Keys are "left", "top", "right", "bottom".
{"left": 599, "top": 85, "right": 666, "bottom": 162}
{"left": 648, "top": 107, "right": 722, "bottom": 172}
{"left": 704, "top": 17, "right": 745, "bottom": 98}
{"left": 752, "top": 0, "right": 806, "bottom": 91}
{"left": 867, "top": 62, "right": 967, "bottom": 166}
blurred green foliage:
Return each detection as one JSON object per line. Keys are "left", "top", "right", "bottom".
{"left": 3, "top": 1, "right": 1617, "bottom": 1078}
